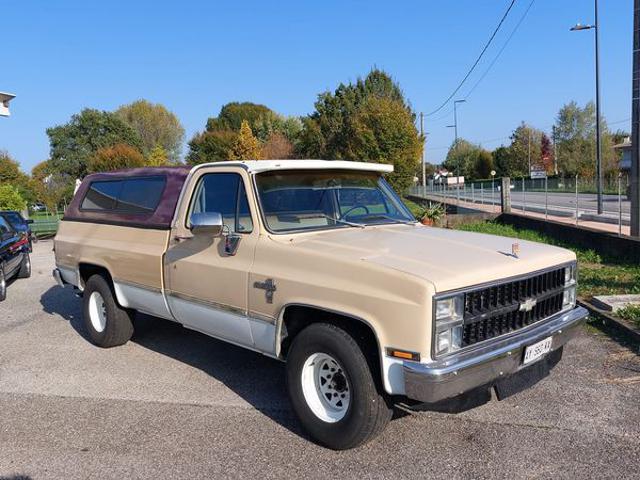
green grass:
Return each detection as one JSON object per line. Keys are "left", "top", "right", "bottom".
{"left": 402, "top": 197, "right": 425, "bottom": 219}
{"left": 616, "top": 304, "right": 640, "bottom": 328}
{"left": 455, "top": 220, "right": 640, "bottom": 299}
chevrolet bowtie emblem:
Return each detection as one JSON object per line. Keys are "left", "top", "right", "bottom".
{"left": 512, "top": 242, "right": 520, "bottom": 258}
{"left": 519, "top": 297, "right": 537, "bottom": 312}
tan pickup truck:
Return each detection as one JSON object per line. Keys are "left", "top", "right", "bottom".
{"left": 53, "top": 160, "right": 588, "bottom": 449}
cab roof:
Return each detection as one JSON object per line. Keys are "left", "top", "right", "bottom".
{"left": 204, "top": 160, "right": 394, "bottom": 174}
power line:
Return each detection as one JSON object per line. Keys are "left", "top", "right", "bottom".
{"left": 463, "top": 0, "right": 536, "bottom": 100}
{"left": 425, "top": 0, "right": 517, "bottom": 116}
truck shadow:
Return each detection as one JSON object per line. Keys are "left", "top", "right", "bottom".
{"left": 39, "top": 285, "right": 309, "bottom": 440}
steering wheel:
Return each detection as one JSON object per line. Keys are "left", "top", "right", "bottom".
{"left": 339, "top": 205, "right": 370, "bottom": 220}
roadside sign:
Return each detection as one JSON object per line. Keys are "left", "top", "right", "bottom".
{"left": 530, "top": 167, "right": 547, "bottom": 179}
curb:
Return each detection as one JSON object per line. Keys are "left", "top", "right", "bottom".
{"left": 578, "top": 299, "right": 640, "bottom": 349}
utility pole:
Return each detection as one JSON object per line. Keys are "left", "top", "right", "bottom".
{"left": 420, "top": 112, "right": 426, "bottom": 195}
{"left": 631, "top": 0, "right": 640, "bottom": 236}
{"left": 528, "top": 128, "right": 532, "bottom": 176}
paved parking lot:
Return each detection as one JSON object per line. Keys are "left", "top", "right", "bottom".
{"left": 1, "top": 241, "right": 639, "bottom": 479}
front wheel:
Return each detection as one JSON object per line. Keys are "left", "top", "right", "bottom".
{"left": 286, "top": 323, "right": 392, "bottom": 450}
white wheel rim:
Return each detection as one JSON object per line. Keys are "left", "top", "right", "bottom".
{"left": 301, "top": 353, "right": 351, "bottom": 423}
{"left": 88, "top": 291, "right": 107, "bottom": 333}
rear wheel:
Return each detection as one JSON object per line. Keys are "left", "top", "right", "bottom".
{"left": 82, "top": 274, "right": 134, "bottom": 347}
{"left": 286, "top": 323, "right": 392, "bottom": 450}
{"left": 17, "top": 253, "right": 31, "bottom": 279}
{"left": 0, "top": 266, "right": 6, "bottom": 302}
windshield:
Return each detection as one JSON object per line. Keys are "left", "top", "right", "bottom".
{"left": 2, "top": 212, "right": 25, "bottom": 228}
{"left": 255, "top": 170, "right": 415, "bottom": 233}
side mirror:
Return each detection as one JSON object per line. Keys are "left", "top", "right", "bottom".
{"left": 189, "top": 212, "right": 223, "bottom": 237}
{"left": 26, "top": 219, "right": 34, "bottom": 225}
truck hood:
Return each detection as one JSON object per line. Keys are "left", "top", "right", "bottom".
{"left": 281, "top": 224, "right": 575, "bottom": 292}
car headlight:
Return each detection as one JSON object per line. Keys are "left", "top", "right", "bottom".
{"left": 434, "top": 295, "right": 464, "bottom": 356}
{"left": 564, "top": 264, "right": 577, "bottom": 285}
{"left": 563, "top": 285, "right": 576, "bottom": 309}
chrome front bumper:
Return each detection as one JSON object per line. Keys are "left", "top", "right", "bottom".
{"left": 403, "top": 306, "right": 589, "bottom": 403}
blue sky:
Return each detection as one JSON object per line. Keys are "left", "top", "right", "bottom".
{"left": 0, "top": 0, "right": 633, "bottom": 171}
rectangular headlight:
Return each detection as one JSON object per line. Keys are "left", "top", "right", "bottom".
{"left": 563, "top": 285, "right": 576, "bottom": 309}
{"left": 434, "top": 295, "right": 464, "bottom": 356}
{"left": 564, "top": 263, "right": 577, "bottom": 285}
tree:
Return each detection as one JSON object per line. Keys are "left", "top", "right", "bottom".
{"left": 116, "top": 100, "right": 185, "bottom": 162}
{"left": 0, "top": 151, "right": 36, "bottom": 204}
{"left": 299, "top": 69, "right": 414, "bottom": 161}
{"left": 87, "top": 144, "right": 146, "bottom": 173}
{"left": 147, "top": 145, "right": 169, "bottom": 166}
{"left": 552, "top": 101, "right": 618, "bottom": 177}
{"left": 298, "top": 69, "right": 421, "bottom": 192}
{"left": 229, "top": 121, "right": 261, "bottom": 160}
{"left": 540, "top": 133, "right": 554, "bottom": 174}
{"left": 474, "top": 150, "right": 494, "bottom": 179}
{"left": 261, "top": 132, "right": 295, "bottom": 159}
{"left": 349, "top": 96, "right": 422, "bottom": 192}
{"left": 444, "top": 139, "right": 483, "bottom": 179}
{"left": 0, "top": 184, "right": 27, "bottom": 211}
{"left": 206, "top": 102, "right": 273, "bottom": 133}
{"left": 31, "top": 161, "right": 75, "bottom": 212}
{"left": 186, "top": 130, "right": 238, "bottom": 165}
{"left": 493, "top": 146, "right": 512, "bottom": 178}
{"left": 47, "top": 109, "right": 143, "bottom": 179}
{"left": 508, "top": 122, "right": 543, "bottom": 177}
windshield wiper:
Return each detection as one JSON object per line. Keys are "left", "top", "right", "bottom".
{"left": 316, "top": 214, "right": 366, "bottom": 228}
{"left": 360, "top": 214, "right": 416, "bottom": 225}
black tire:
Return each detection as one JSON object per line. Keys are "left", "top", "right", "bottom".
{"left": 0, "top": 266, "right": 6, "bottom": 302}
{"left": 286, "top": 323, "right": 392, "bottom": 450}
{"left": 82, "top": 274, "right": 134, "bottom": 348}
{"left": 17, "top": 253, "right": 31, "bottom": 279}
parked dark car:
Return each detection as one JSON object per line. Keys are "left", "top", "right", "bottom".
{"left": 0, "top": 211, "right": 34, "bottom": 252}
{"left": 0, "top": 214, "right": 31, "bottom": 302}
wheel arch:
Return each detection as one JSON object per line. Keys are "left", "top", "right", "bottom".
{"left": 277, "top": 303, "right": 389, "bottom": 392}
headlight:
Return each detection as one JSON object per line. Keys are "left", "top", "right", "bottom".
{"left": 563, "top": 285, "right": 576, "bottom": 309}
{"left": 564, "top": 264, "right": 577, "bottom": 285}
{"left": 434, "top": 295, "right": 464, "bottom": 356}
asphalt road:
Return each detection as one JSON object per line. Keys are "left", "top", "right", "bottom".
{"left": 1, "top": 242, "right": 639, "bottom": 479}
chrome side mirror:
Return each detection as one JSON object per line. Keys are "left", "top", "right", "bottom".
{"left": 189, "top": 212, "right": 223, "bottom": 237}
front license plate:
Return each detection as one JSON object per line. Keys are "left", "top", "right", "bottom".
{"left": 522, "top": 336, "right": 553, "bottom": 365}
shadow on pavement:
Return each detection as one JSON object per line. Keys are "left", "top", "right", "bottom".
{"left": 39, "top": 285, "right": 309, "bottom": 441}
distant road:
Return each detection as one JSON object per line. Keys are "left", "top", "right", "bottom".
{"left": 416, "top": 188, "right": 630, "bottom": 220}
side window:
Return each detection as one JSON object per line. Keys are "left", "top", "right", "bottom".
{"left": 117, "top": 177, "right": 166, "bottom": 213}
{"left": 81, "top": 180, "right": 122, "bottom": 210}
{"left": 191, "top": 173, "right": 253, "bottom": 233}
{"left": 80, "top": 176, "right": 166, "bottom": 213}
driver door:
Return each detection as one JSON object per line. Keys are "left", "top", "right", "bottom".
{"left": 164, "top": 168, "right": 258, "bottom": 347}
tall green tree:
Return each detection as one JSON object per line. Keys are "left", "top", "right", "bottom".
{"left": 0, "top": 184, "right": 27, "bottom": 211}
{"left": 47, "top": 109, "right": 143, "bottom": 179}
{"left": 298, "top": 69, "right": 421, "bottom": 192}
{"left": 508, "top": 123, "right": 543, "bottom": 177}
{"left": 553, "top": 101, "right": 617, "bottom": 178}
{"left": 0, "top": 151, "right": 36, "bottom": 204}
{"left": 116, "top": 100, "right": 185, "bottom": 162}
{"left": 186, "top": 130, "right": 238, "bottom": 165}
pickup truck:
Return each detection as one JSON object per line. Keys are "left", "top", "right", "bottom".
{"left": 53, "top": 160, "right": 588, "bottom": 449}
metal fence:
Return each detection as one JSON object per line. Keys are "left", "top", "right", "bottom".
{"left": 409, "top": 173, "right": 630, "bottom": 235}
{"left": 29, "top": 211, "right": 63, "bottom": 238}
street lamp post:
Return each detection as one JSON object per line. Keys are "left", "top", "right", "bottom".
{"left": 571, "top": 0, "right": 603, "bottom": 215}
